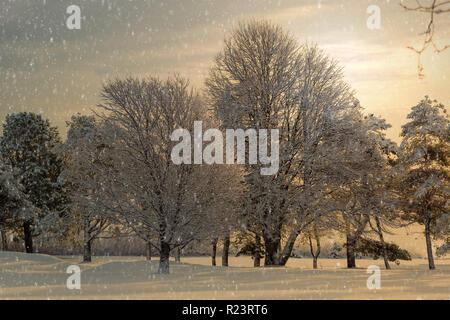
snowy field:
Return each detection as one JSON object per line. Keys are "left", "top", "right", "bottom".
{"left": 0, "top": 251, "right": 449, "bottom": 300}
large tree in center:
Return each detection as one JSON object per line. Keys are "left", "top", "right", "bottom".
{"left": 205, "top": 20, "right": 362, "bottom": 266}
{"left": 0, "top": 113, "right": 66, "bottom": 253}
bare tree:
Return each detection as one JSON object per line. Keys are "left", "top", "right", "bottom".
{"left": 300, "top": 223, "right": 322, "bottom": 269}
{"left": 400, "top": 0, "right": 450, "bottom": 78}
{"left": 94, "top": 76, "right": 238, "bottom": 274}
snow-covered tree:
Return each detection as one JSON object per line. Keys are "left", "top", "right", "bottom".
{"left": 94, "top": 76, "right": 238, "bottom": 273}
{"left": 364, "top": 115, "right": 408, "bottom": 270}
{"left": 234, "top": 230, "right": 264, "bottom": 267}
{"left": 61, "top": 114, "right": 112, "bottom": 262}
{"left": 434, "top": 213, "right": 449, "bottom": 257}
{"left": 398, "top": 96, "right": 449, "bottom": 270}
{"left": 354, "top": 238, "right": 411, "bottom": 262}
{"left": 436, "top": 241, "right": 449, "bottom": 257}
{"left": 0, "top": 113, "right": 66, "bottom": 253}
{"left": 0, "top": 159, "right": 34, "bottom": 250}
{"left": 356, "top": 114, "right": 401, "bottom": 270}
{"left": 205, "top": 20, "right": 364, "bottom": 266}
{"left": 201, "top": 163, "right": 243, "bottom": 267}
{"left": 325, "top": 113, "right": 400, "bottom": 269}
{"left": 329, "top": 242, "right": 343, "bottom": 259}
{"left": 299, "top": 223, "right": 324, "bottom": 269}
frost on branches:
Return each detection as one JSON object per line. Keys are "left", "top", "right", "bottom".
{"left": 399, "top": 96, "right": 449, "bottom": 270}
{"left": 0, "top": 159, "right": 33, "bottom": 250}
{"left": 0, "top": 113, "right": 67, "bottom": 253}
{"left": 205, "top": 20, "right": 395, "bottom": 267}
{"left": 61, "top": 114, "right": 113, "bottom": 263}
{"left": 90, "top": 76, "right": 242, "bottom": 274}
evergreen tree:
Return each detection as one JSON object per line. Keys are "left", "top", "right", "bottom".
{"left": 0, "top": 112, "right": 66, "bottom": 253}
{"left": 354, "top": 238, "right": 411, "bottom": 262}
{"left": 399, "top": 97, "right": 449, "bottom": 270}
{"left": 0, "top": 159, "right": 33, "bottom": 250}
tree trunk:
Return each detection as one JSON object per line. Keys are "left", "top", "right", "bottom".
{"left": 83, "top": 239, "right": 92, "bottom": 263}
{"left": 83, "top": 215, "right": 92, "bottom": 263}
{"left": 158, "top": 240, "right": 170, "bottom": 274}
{"left": 309, "top": 231, "right": 321, "bottom": 270}
{"left": 23, "top": 221, "right": 33, "bottom": 253}
{"left": 175, "top": 247, "right": 181, "bottom": 263}
{"left": 146, "top": 240, "right": 152, "bottom": 261}
{"left": 278, "top": 228, "right": 300, "bottom": 266}
{"left": 343, "top": 216, "right": 369, "bottom": 269}
{"left": 263, "top": 234, "right": 280, "bottom": 266}
{"left": 211, "top": 238, "right": 218, "bottom": 266}
{"left": 424, "top": 217, "right": 436, "bottom": 270}
{"left": 346, "top": 234, "right": 356, "bottom": 268}
{"left": 253, "top": 234, "right": 261, "bottom": 267}
{"left": 313, "top": 257, "right": 318, "bottom": 269}
{"left": 375, "top": 217, "right": 390, "bottom": 270}
{"left": 0, "top": 224, "right": 7, "bottom": 251}
{"left": 222, "top": 234, "right": 230, "bottom": 267}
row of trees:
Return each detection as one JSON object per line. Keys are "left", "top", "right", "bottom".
{"left": 0, "top": 20, "right": 448, "bottom": 273}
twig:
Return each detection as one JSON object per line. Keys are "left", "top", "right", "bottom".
{"left": 400, "top": 0, "right": 450, "bottom": 78}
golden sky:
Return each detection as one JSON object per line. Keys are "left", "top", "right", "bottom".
{"left": 1, "top": 0, "right": 449, "bottom": 141}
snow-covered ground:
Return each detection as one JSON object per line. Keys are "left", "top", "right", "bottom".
{"left": 0, "top": 251, "right": 449, "bottom": 299}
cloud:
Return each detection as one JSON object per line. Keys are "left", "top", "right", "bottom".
{"left": 0, "top": 0, "right": 449, "bottom": 140}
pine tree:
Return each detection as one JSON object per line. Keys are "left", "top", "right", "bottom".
{"left": 0, "top": 159, "right": 33, "bottom": 250}
{"left": 329, "top": 242, "right": 343, "bottom": 259}
{"left": 399, "top": 97, "right": 449, "bottom": 270}
{"left": 354, "top": 238, "right": 411, "bottom": 262}
{"left": 0, "top": 112, "right": 66, "bottom": 253}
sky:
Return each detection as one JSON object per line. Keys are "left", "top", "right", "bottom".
{"left": 0, "top": 0, "right": 449, "bottom": 141}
